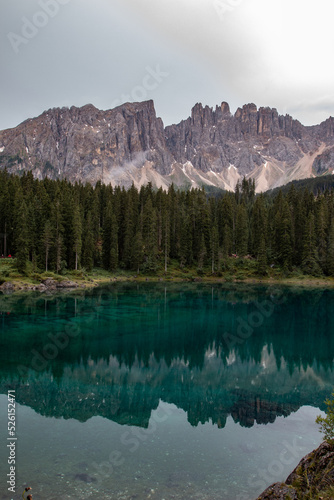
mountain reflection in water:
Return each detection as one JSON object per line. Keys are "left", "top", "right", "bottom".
{"left": 0, "top": 283, "right": 333, "bottom": 429}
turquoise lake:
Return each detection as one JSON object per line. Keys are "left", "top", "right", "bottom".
{"left": 0, "top": 283, "right": 333, "bottom": 500}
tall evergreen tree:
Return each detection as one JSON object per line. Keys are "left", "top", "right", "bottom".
{"left": 72, "top": 203, "right": 82, "bottom": 271}
{"left": 257, "top": 233, "right": 267, "bottom": 275}
{"left": 14, "top": 198, "right": 29, "bottom": 274}
{"left": 82, "top": 211, "right": 95, "bottom": 271}
{"left": 327, "top": 219, "right": 334, "bottom": 276}
{"left": 42, "top": 220, "right": 53, "bottom": 272}
{"left": 109, "top": 213, "right": 119, "bottom": 271}
{"left": 198, "top": 233, "right": 207, "bottom": 270}
{"left": 235, "top": 204, "right": 248, "bottom": 256}
{"left": 132, "top": 230, "right": 144, "bottom": 273}
{"left": 210, "top": 222, "right": 219, "bottom": 273}
{"left": 301, "top": 212, "right": 322, "bottom": 275}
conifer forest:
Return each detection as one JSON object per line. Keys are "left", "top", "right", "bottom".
{"left": 0, "top": 170, "right": 334, "bottom": 278}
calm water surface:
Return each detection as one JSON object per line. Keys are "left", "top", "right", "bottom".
{"left": 0, "top": 283, "right": 333, "bottom": 500}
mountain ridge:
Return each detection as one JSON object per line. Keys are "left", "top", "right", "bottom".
{"left": 1, "top": 99, "right": 334, "bottom": 192}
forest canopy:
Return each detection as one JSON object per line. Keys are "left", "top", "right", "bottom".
{"left": 0, "top": 170, "right": 334, "bottom": 278}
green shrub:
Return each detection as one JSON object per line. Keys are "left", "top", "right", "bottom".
{"left": 316, "top": 392, "right": 334, "bottom": 444}
{"left": 235, "top": 273, "right": 246, "bottom": 281}
{"left": 224, "top": 274, "right": 234, "bottom": 282}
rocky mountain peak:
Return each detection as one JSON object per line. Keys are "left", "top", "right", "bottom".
{"left": 220, "top": 101, "right": 231, "bottom": 116}
{"left": 1, "top": 99, "right": 334, "bottom": 192}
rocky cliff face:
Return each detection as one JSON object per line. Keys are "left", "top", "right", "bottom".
{"left": 0, "top": 101, "right": 173, "bottom": 187}
{"left": 1, "top": 100, "right": 334, "bottom": 192}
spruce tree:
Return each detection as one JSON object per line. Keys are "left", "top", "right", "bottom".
{"left": 327, "top": 219, "right": 334, "bottom": 276}
{"left": 142, "top": 197, "right": 158, "bottom": 272}
{"left": 301, "top": 212, "right": 322, "bottom": 276}
{"left": 316, "top": 197, "right": 328, "bottom": 273}
{"left": 132, "top": 230, "right": 144, "bottom": 273}
{"left": 42, "top": 220, "right": 53, "bottom": 272}
{"left": 210, "top": 222, "right": 219, "bottom": 273}
{"left": 14, "top": 199, "right": 29, "bottom": 274}
{"left": 198, "top": 233, "right": 207, "bottom": 270}
{"left": 81, "top": 211, "right": 95, "bottom": 271}
{"left": 109, "top": 213, "right": 119, "bottom": 271}
{"left": 72, "top": 203, "right": 82, "bottom": 271}
{"left": 257, "top": 233, "right": 267, "bottom": 275}
{"left": 235, "top": 204, "right": 248, "bottom": 257}
{"left": 102, "top": 201, "right": 113, "bottom": 270}
{"left": 273, "top": 196, "right": 293, "bottom": 270}
{"left": 50, "top": 197, "right": 64, "bottom": 274}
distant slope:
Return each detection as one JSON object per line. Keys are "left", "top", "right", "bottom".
{"left": 266, "top": 174, "right": 334, "bottom": 197}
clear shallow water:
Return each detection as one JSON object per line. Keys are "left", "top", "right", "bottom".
{"left": 0, "top": 283, "right": 333, "bottom": 499}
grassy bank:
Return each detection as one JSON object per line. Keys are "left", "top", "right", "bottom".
{"left": 1, "top": 257, "right": 334, "bottom": 292}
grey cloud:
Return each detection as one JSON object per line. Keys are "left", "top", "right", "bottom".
{"left": 1, "top": 0, "right": 334, "bottom": 132}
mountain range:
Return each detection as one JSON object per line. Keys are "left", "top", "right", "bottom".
{"left": 1, "top": 100, "right": 334, "bottom": 192}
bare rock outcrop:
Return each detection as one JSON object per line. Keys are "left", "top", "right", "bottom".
{"left": 1, "top": 99, "right": 334, "bottom": 192}
{"left": 256, "top": 441, "right": 334, "bottom": 499}
{"left": 0, "top": 281, "right": 14, "bottom": 293}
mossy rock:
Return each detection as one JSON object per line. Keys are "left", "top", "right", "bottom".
{"left": 256, "top": 442, "right": 334, "bottom": 500}
{"left": 286, "top": 441, "right": 334, "bottom": 498}
{"left": 256, "top": 482, "right": 298, "bottom": 499}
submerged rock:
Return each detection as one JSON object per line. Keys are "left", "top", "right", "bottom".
{"left": 256, "top": 441, "right": 334, "bottom": 499}
{"left": 73, "top": 472, "right": 97, "bottom": 484}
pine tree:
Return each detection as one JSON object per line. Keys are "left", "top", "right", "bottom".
{"left": 273, "top": 195, "right": 293, "bottom": 269}
{"left": 301, "top": 212, "right": 322, "bottom": 276}
{"left": 179, "top": 210, "right": 193, "bottom": 267}
{"left": 163, "top": 211, "right": 170, "bottom": 273}
{"left": 235, "top": 204, "right": 248, "bottom": 256}
{"left": 327, "top": 219, "right": 334, "bottom": 276}
{"left": 142, "top": 197, "right": 158, "bottom": 272}
{"left": 257, "top": 233, "right": 267, "bottom": 275}
{"left": 251, "top": 194, "right": 267, "bottom": 257}
{"left": 72, "top": 203, "right": 82, "bottom": 271}
{"left": 222, "top": 223, "right": 231, "bottom": 258}
{"left": 14, "top": 198, "right": 29, "bottom": 274}
{"left": 198, "top": 233, "right": 207, "bottom": 270}
{"left": 210, "top": 222, "right": 219, "bottom": 273}
{"left": 50, "top": 197, "right": 64, "bottom": 274}
{"left": 42, "top": 220, "right": 53, "bottom": 272}
{"left": 82, "top": 211, "right": 95, "bottom": 271}
{"left": 217, "top": 194, "right": 234, "bottom": 248}
{"left": 109, "top": 213, "right": 119, "bottom": 271}
{"left": 121, "top": 190, "right": 137, "bottom": 268}
{"left": 316, "top": 197, "right": 328, "bottom": 273}
{"left": 0, "top": 173, "right": 11, "bottom": 257}
{"left": 102, "top": 201, "right": 113, "bottom": 270}
{"left": 132, "top": 230, "right": 144, "bottom": 273}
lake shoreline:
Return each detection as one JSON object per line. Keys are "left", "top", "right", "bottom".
{"left": 1, "top": 273, "right": 334, "bottom": 294}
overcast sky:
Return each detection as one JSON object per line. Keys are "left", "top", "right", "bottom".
{"left": 1, "top": 0, "right": 334, "bottom": 131}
